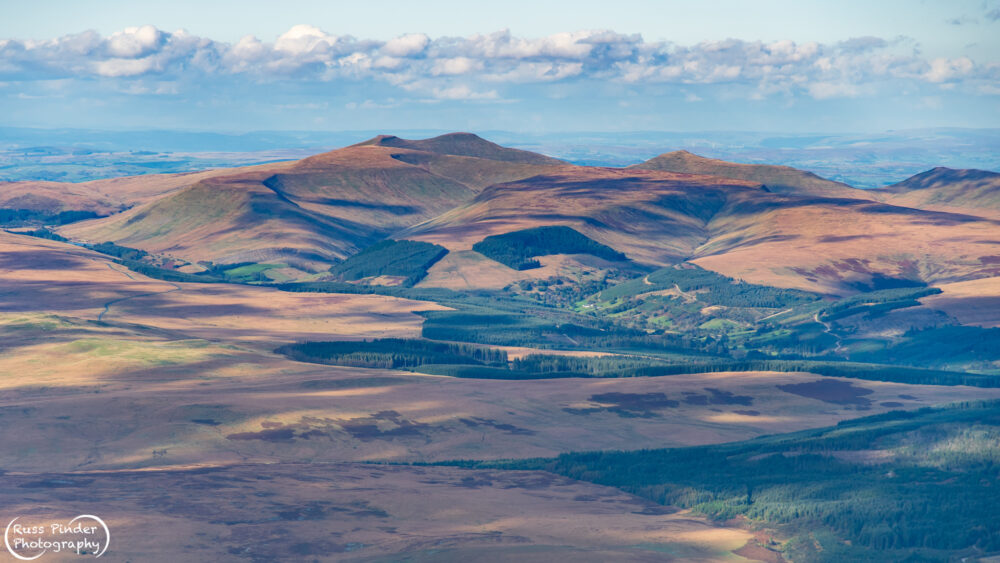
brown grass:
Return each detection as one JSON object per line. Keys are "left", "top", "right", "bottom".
{"left": 0, "top": 463, "right": 753, "bottom": 562}
{"left": 1, "top": 161, "right": 293, "bottom": 214}
{"left": 56, "top": 143, "right": 564, "bottom": 269}
{"left": 4, "top": 232, "right": 999, "bottom": 559}
{"left": 0, "top": 231, "right": 448, "bottom": 349}
{"left": 920, "top": 276, "right": 1000, "bottom": 328}
{"left": 403, "top": 167, "right": 1000, "bottom": 294}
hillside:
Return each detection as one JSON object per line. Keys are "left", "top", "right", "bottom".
{"left": 630, "top": 150, "right": 870, "bottom": 199}
{"left": 57, "top": 135, "right": 565, "bottom": 272}
{"left": 404, "top": 166, "right": 1000, "bottom": 293}
{"left": 13, "top": 134, "right": 999, "bottom": 292}
{"left": 0, "top": 162, "right": 293, "bottom": 219}
{"left": 60, "top": 173, "right": 386, "bottom": 271}
{"left": 877, "top": 167, "right": 1000, "bottom": 214}
{"left": 403, "top": 167, "right": 765, "bottom": 262}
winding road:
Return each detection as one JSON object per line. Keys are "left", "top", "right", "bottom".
{"left": 814, "top": 311, "right": 846, "bottom": 355}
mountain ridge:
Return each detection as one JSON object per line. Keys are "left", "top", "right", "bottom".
{"left": 629, "top": 149, "right": 870, "bottom": 200}
{"left": 6, "top": 133, "right": 991, "bottom": 292}
{"left": 56, "top": 135, "right": 567, "bottom": 270}
{"left": 876, "top": 167, "right": 1000, "bottom": 214}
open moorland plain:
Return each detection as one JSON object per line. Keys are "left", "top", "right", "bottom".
{"left": 3, "top": 133, "right": 1000, "bottom": 561}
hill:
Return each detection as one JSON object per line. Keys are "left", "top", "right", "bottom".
{"left": 57, "top": 135, "right": 565, "bottom": 272}
{"left": 353, "top": 132, "right": 565, "bottom": 165}
{"left": 403, "top": 166, "right": 1000, "bottom": 294}
{"left": 18, "top": 135, "right": 1000, "bottom": 292}
{"left": 630, "top": 150, "right": 870, "bottom": 199}
{"left": 403, "top": 167, "right": 764, "bottom": 261}
{"left": 877, "top": 167, "right": 1000, "bottom": 214}
{"left": 0, "top": 163, "right": 288, "bottom": 223}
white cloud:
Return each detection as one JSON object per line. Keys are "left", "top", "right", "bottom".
{"left": 345, "top": 98, "right": 400, "bottom": 110}
{"left": 807, "top": 81, "right": 860, "bottom": 99}
{"left": 0, "top": 25, "right": 997, "bottom": 104}
{"left": 483, "top": 61, "right": 583, "bottom": 82}
{"left": 924, "top": 57, "right": 974, "bottom": 82}
{"left": 231, "top": 35, "right": 266, "bottom": 60}
{"left": 431, "top": 85, "right": 497, "bottom": 100}
{"left": 274, "top": 24, "right": 334, "bottom": 54}
{"left": 96, "top": 57, "right": 157, "bottom": 77}
{"left": 381, "top": 33, "right": 429, "bottom": 57}
{"left": 373, "top": 55, "right": 403, "bottom": 69}
{"left": 106, "top": 25, "right": 164, "bottom": 58}
{"left": 432, "top": 56, "right": 482, "bottom": 75}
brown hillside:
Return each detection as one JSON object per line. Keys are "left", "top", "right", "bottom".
{"left": 402, "top": 167, "right": 767, "bottom": 265}
{"left": 0, "top": 161, "right": 292, "bottom": 215}
{"left": 58, "top": 138, "right": 566, "bottom": 269}
{"left": 404, "top": 167, "right": 1000, "bottom": 293}
{"left": 876, "top": 167, "right": 1000, "bottom": 215}
{"left": 630, "top": 150, "right": 869, "bottom": 200}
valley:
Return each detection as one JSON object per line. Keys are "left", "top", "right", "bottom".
{"left": 3, "top": 133, "right": 1000, "bottom": 561}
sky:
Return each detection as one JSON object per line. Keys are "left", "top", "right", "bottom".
{"left": 2, "top": 0, "right": 999, "bottom": 133}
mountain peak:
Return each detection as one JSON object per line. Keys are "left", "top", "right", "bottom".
{"left": 630, "top": 149, "right": 866, "bottom": 199}
{"left": 878, "top": 167, "right": 1000, "bottom": 212}
{"left": 352, "top": 132, "right": 563, "bottom": 165}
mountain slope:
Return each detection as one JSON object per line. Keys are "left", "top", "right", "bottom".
{"left": 0, "top": 162, "right": 291, "bottom": 216}
{"left": 402, "top": 167, "right": 765, "bottom": 266}
{"left": 58, "top": 135, "right": 566, "bottom": 270}
{"left": 630, "top": 150, "right": 870, "bottom": 200}
{"left": 36, "top": 136, "right": 1000, "bottom": 291}
{"left": 877, "top": 167, "right": 1000, "bottom": 214}
{"left": 61, "top": 174, "right": 384, "bottom": 270}
{"left": 404, "top": 166, "right": 1000, "bottom": 293}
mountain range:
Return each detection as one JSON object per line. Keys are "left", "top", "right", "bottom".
{"left": 5, "top": 132, "right": 1000, "bottom": 561}
{"left": 1, "top": 132, "right": 997, "bottom": 294}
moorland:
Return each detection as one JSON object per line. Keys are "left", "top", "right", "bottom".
{"left": 2, "top": 132, "right": 999, "bottom": 561}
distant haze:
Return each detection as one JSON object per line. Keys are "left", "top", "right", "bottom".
{"left": 1, "top": 127, "right": 997, "bottom": 189}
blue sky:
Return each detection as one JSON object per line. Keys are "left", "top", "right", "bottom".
{"left": 2, "top": 0, "right": 999, "bottom": 133}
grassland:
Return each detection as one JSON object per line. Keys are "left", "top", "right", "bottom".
{"left": 0, "top": 463, "right": 756, "bottom": 562}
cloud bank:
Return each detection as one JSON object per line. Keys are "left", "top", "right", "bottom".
{"left": 2, "top": 25, "right": 997, "bottom": 102}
